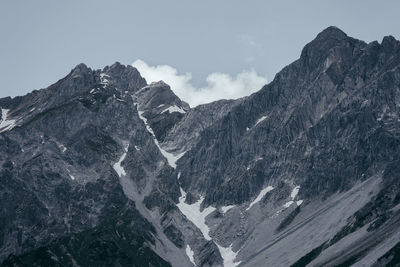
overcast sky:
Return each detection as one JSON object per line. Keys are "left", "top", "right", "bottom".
{"left": 1, "top": 0, "right": 400, "bottom": 106}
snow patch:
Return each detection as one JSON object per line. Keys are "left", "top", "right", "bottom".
{"left": 283, "top": 201, "right": 294, "bottom": 208}
{"left": 58, "top": 144, "right": 67, "bottom": 153}
{"left": 0, "top": 109, "right": 17, "bottom": 133}
{"left": 100, "top": 73, "right": 110, "bottom": 85}
{"left": 291, "top": 185, "right": 300, "bottom": 199}
{"left": 283, "top": 185, "right": 302, "bottom": 208}
{"left": 113, "top": 144, "right": 129, "bottom": 177}
{"left": 161, "top": 105, "right": 186, "bottom": 114}
{"left": 247, "top": 157, "right": 263, "bottom": 170}
{"left": 177, "top": 187, "right": 216, "bottom": 240}
{"left": 217, "top": 244, "right": 241, "bottom": 267}
{"left": 221, "top": 205, "right": 235, "bottom": 213}
{"left": 185, "top": 245, "right": 196, "bottom": 266}
{"left": 138, "top": 110, "right": 156, "bottom": 134}
{"left": 160, "top": 150, "right": 186, "bottom": 169}
{"left": 67, "top": 169, "right": 75, "bottom": 180}
{"left": 246, "top": 186, "right": 274, "bottom": 211}
{"left": 137, "top": 108, "right": 185, "bottom": 168}
{"left": 254, "top": 115, "right": 268, "bottom": 127}
{"left": 134, "top": 145, "right": 140, "bottom": 151}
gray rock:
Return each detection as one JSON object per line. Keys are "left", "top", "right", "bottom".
{"left": 1, "top": 26, "right": 400, "bottom": 267}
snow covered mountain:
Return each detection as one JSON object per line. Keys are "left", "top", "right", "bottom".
{"left": 1, "top": 27, "right": 400, "bottom": 266}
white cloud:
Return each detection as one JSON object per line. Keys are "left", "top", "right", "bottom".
{"left": 132, "top": 59, "right": 267, "bottom": 107}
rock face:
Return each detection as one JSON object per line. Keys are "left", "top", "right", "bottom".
{"left": 1, "top": 27, "right": 400, "bottom": 266}
{"left": 135, "top": 81, "right": 190, "bottom": 143}
{"left": 0, "top": 62, "right": 188, "bottom": 267}
{"left": 178, "top": 26, "right": 399, "bottom": 206}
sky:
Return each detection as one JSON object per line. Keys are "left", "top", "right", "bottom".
{"left": 1, "top": 0, "right": 400, "bottom": 106}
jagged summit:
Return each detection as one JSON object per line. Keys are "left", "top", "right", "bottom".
{"left": 315, "top": 26, "right": 348, "bottom": 40}
{"left": 138, "top": 80, "right": 189, "bottom": 110}
{"left": 135, "top": 79, "right": 190, "bottom": 142}
{"left": 71, "top": 62, "right": 90, "bottom": 72}
{"left": 149, "top": 80, "right": 169, "bottom": 87}
{"left": 381, "top": 35, "right": 400, "bottom": 53}
{"left": 102, "top": 62, "right": 142, "bottom": 77}
{"left": 299, "top": 26, "right": 366, "bottom": 74}
{"left": 100, "top": 62, "right": 146, "bottom": 92}
{"left": 66, "top": 62, "right": 94, "bottom": 82}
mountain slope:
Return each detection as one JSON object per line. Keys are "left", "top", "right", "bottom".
{"left": 1, "top": 27, "right": 400, "bottom": 267}
{"left": 174, "top": 27, "right": 400, "bottom": 266}
{"left": 0, "top": 62, "right": 190, "bottom": 266}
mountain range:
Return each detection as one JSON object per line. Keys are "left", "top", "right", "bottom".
{"left": 1, "top": 26, "right": 400, "bottom": 266}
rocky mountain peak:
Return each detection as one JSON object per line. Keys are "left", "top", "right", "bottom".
{"left": 101, "top": 62, "right": 146, "bottom": 92}
{"left": 137, "top": 81, "right": 189, "bottom": 111}
{"left": 44, "top": 63, "right": 97, "bottom": 102}
{"left": 134, "top": 79, "right": 190, "bottom": 142}
{"left": 299, "top": 26, "right": 366, "bottom": 74}
{"left": 70, "top": 62, "right": 91, "bottom": 74}
{"left": 102, "top": 62, "right": 137, "bottom": 77}
{"left": 381, "top": 35, "right": 399, "bottom": 52}
{"left": 315, "top": 26, "right": 347, "bottom": 41}
{"left": 104, "top": 61, "right": 125, "bottom": 72}
{"left": 68, "top": 63, "right": 94, "bottom": 81}
{"left": 66, "top": 63, "right": 95, "bottom": 87}
{"left": 149, "top": 80, "right": 169, "bottom": 87}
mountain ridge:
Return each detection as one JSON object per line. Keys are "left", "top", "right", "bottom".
{"left": 1, "top": 26, "right": 400, "bottom": 267}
